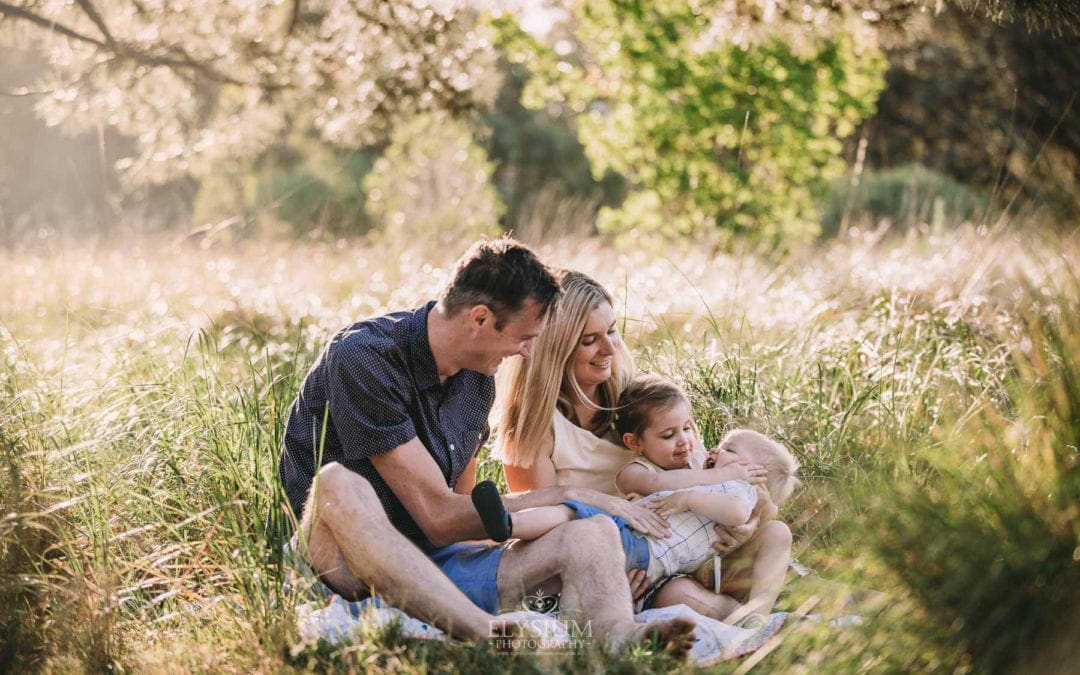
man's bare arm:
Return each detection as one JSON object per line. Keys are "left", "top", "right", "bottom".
{"left": 370, "top": 438, "right": 487, "bottom": 548}
{"left": 454, "top": 456, "right": 478, "bottom": 496}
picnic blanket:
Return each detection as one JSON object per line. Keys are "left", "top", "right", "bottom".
{"left": 296, "top": 593, "right": 788, "bottom": 665}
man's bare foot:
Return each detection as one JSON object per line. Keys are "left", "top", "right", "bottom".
{"left": 606, "top": 617, "right": 696, "bottom": 656}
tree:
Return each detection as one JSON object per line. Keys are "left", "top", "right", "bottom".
{"left": 364, "top": 113, "right": 502, "bottom": 249}
{"left": 857, "top": 5, "right": 1080, "bottom": 222}
{"left": 0, "top": 0, "right": 502, "bottom": 189}
{"left": 502, "top": 0, "right": 887, "bottom": 246}
{"left": 950, "top": 0, "right": 1080, "bottom": 36}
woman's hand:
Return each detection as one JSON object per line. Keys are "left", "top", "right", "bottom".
{"left": 646, "top": 490, "right": 692, "bottom": 517}
{"left": 627, "top": 568, "right": 650, "bottom": 601}
{"left": 599, "top": 494, "right": 671, "bottom": 539}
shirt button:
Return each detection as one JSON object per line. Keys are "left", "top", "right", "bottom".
{"left": 450, "top": 443, "right": 455, "bottom": 451}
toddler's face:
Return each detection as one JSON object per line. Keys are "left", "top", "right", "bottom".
{"left": 638, "top": 399, "right": 695, "bottom": 470}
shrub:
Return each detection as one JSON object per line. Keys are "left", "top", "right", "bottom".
{"left": 821, "top": 164, "right": 987, "bottom": 236}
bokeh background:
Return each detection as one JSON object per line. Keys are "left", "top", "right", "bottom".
{"left": 2, "top": 1, "right": 1078, "bottom": 673}
{"left": 1, "top": 0, "right": 1077, "bottom": 246}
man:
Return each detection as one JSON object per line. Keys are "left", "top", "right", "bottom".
{"left": 279, "top": 238, "right": 694, "bottom": 651}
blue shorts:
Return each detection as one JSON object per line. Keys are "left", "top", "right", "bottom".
{"left": 562, "top": 499, "right": 678, "bottom": 611}
{"left": 559, "top": 500, "right": 651, "bottom": 571}
{"left": 428, "top": 541, "right": 508, "bottom": 614}
{"left": 286, "top": 537, "right": 506, "bottom": 615}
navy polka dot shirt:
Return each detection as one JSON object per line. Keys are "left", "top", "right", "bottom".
{"left": 280, "top": 301, "right": 494, "bottom": 551}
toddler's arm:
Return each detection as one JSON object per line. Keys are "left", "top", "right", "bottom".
{"left": 616, "top": 457, "right": 765, "bottom": 497}
{"left": 648, "top": 487, "right": 751, "bottom": 527}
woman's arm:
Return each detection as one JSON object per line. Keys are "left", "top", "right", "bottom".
{"left": 500, "top": 433, "right": 670, "bottom": 538}
{"left": 501, "top": 479, "right": 671, "bottom": 539}
{"left": 502, "top": 433, "right": 578, "bottom": 511}
{"left": 504, "top": 427, "right": 558, "bottom": 493}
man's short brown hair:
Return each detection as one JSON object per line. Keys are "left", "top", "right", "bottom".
{"left": 439, "top": 238, "right": 560, "bottom": 329}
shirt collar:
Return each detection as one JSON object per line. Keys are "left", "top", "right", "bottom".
{"left": 408, "top": 301, "right": 441, "bottom": 391}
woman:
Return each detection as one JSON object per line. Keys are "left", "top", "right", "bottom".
{"left": 494, "top": 270, "right": 793, "bottom": 623}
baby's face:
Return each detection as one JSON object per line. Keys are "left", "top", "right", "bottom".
{"left": 706, "top": 430, "right": 761, "bottom": 468}
{"left": 639, "top": 399, "right": 695, "bottom": 470}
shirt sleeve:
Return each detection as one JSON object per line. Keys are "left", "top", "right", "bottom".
{"left": 325, "top": 335, "right": 417, "bottom": 463}
{"left": 736, "top": 481, "right": 758, "bottom": 510}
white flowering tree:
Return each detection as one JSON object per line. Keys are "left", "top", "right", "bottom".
{"left": 0, "top": 0, "right": 503, "bottom": 189}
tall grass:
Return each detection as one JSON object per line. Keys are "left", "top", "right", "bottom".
{"left": 1, "top": 227, "right": 1077, "bottom": 670}
{"left": 868, "top": 280, "right": 1080, "bottom": 673}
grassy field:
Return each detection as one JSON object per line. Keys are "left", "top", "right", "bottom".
{"left": 2, "top": 226, "right": 1078, "bottom": 672}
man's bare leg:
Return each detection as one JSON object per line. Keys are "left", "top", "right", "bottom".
{"left": 299, "top": 462, "right": 504, "bottom": 640}
{"left": 494, "top": 515, "right": 696, "bottom": 655}
{"left": 720, "top": 520, "right": 793, "bottom": 624}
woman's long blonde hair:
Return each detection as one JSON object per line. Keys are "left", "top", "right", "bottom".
{"left": 493, "top": 270, "right": 635, "bottom": 468}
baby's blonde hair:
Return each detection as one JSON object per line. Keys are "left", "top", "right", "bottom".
{"left": 721, "top": 429, "right": 800, "bottom": 506}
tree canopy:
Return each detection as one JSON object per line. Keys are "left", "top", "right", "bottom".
{"left": 0, "top": 0, "right": 500, "bottom": 186}
{"left": 502, "top": 1, "right": 887, "bottom": 244}
{"left": 2, "top": 0, "right": 1077, "bottom": 242}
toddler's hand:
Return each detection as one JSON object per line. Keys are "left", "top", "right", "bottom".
{"left": 647, "top": 490, "right": 692, "bottom": 516}
{"left": 705, "top": 456, "right": 767, "bottom": 485}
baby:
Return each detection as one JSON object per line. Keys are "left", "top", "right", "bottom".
{"left": 498, "top": 374, "right": 798, "bottom": 623}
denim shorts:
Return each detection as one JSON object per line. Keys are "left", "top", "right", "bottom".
{"left": 560, "top": 499, "right": 678, "bottom": 611}
{"left": 285, "top": 537, "right": 507, "bottom": 614}
{"left": 427, "top": 541, "right": 508, "bottom": 614}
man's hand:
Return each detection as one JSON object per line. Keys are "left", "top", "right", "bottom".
{"left": 646, "top": 490, "right": 692, "bottom": 517}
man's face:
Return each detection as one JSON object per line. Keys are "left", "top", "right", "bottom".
{"left": 473, "top": 298, "right": 548, "bottom": 375}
